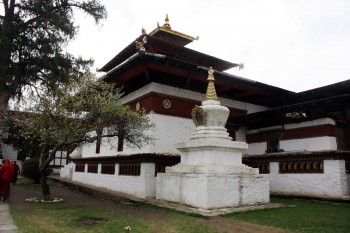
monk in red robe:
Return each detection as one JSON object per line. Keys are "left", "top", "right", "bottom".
{"left": 0, "top": 160, "right": 15, "bottom": 202}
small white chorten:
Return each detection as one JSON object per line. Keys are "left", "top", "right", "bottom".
{"left": 156, "top": 67, "right": 270, "bottom": 210}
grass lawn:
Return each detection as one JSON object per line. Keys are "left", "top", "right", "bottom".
{"left": 10, "top": 202, "right": 219, "bottom": 233}
{"left": 225, "top": 197, "right": 350, "bottom": 233}
{"left": 10, "top": 196, "right": 349, "bottom": 233}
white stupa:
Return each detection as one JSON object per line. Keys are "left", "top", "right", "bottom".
{"left": 156, "top": 67, "right": 269, "bottom": 210}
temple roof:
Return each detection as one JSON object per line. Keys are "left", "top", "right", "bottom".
{"left": 102, "top": 51, "right": 294, "bottom": 107}
{"left": 234, "top": 81, "right": 350, "bottom": 129}
{"left": 99, "top": 15, "right": 238, "bottom": 73}
{"left": 98, "top": 15, "right": 350, "bottom": 113}
{"left": 149, "top": 14, "right": 199, "bottom": 47}
{"left": 99, "top": 35, "right": 238, "bottom": 73}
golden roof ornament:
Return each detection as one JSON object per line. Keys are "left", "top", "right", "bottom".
{"left": 135, "top": 40, "right": 145, "bottom": 51}
{"left": 163, "top": 14, "right": 171, "bottom": 29}
{"left": 205, "top": 67, "right": 218, "bottom": 100}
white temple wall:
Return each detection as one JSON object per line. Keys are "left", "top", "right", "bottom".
{"left": 246, "top": 137, "right": 337, "bottom": 155}
{"left": 75, "top": 82, "right": 270, "bottom": 158}
{"left": 67, "top": 162, "right": 157, "bottom": 199}
{"left": 235, "top": 127, "right": 247, "bottom": 142}
{"left": 246, "top": 142, "right": 266, "bottom": 155}
{"left": 77, "top": 113, "right": 194, "bottom": 157}
{"left": 1, "top": 144, "right": 18, "bottom": 160}
{"left": 149, "top": 114, "right": 195, "bottom": 153}
{"left": 246, "top": 118, "right": 338, "bottom": 155}
{"left": 80, "top": 131, "right": 99, "bottom": 157}
{"left": 279, "top": 137, "right": 337, "bottom": 151}
{"left": 69, "top": 147, "right": 83, "bottom": 158}
{"left": 270, "top": 160, "right": 349, "bottom": 196}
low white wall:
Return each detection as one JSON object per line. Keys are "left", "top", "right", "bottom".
{"left": 62, "top": 163, "right": 157, "bottom": 199}
{"left": 60, "top": 163, "right": 74, "bottom": 180}
{"left": 270, "top": 160, "right": 349, "bottom": 197}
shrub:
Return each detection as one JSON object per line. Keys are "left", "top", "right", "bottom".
{"left": 22, "top": 158, "right": 41, "bottom": 183}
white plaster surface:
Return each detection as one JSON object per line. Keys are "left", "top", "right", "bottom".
{"left": 270, "top": 160, "right": 349, "bottom": 196}
{"left": 156, "top": 99, "right": 270, "bottom": 210}
{"left": 78, "top": 113, "right": 194, "bottom": 157}
{"left": 246, "top": 142, "right": 266, "bottom": 155}
{"left": 176, "top": 140, "right": 248, "bottom": 167}
{"left": 61, "top": 163, "right": 157, "bottom": 198}
{"left": 156, "top": 173, "right": 269, "bottom": 209}
{"left": 76, "top": 83, "right": 269, "bottom": 157}
{"left": 279, "top": 137, "right": 337, "bottom": 152}
{"left": 236, "top": 127, "right": 247, "bottom": 142}
{"left": 60, "top": 162, "right": 74, "bottom": 180}
{"left": 245, "top": 137, "right": 337, "bottom": 155}
{"left": 1, "top": 143, "right": 18, "bottom": 160}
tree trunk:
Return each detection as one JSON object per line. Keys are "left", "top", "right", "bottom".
{"left": 40, "top": 171, "right": 51, "bottom": 201}
{"left": 39, "top": 144, "right": 51, "bottom": 200}
{"left": 0, "top": 94, "right": 10, "bottom": 111}
{"left": 0, "top": 1, "right": 16, "bottom": 105}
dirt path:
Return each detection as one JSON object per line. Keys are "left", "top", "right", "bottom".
{"left": 9, "top": 178, "right": 286, "bottom": 233}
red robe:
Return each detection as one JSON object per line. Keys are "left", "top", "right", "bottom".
{"left": 0, "top": 162, "right": 15, "bottom": 201}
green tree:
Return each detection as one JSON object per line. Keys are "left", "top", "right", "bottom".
{"left": 0, "top": 0, "right": 107, "bottom": 108}
{"left": 20, "top": 73, "right": 155, "bottom": 200}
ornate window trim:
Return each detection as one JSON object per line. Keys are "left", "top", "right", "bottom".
{"left": 191, "top": 105, "right": 207, "bottom": 127}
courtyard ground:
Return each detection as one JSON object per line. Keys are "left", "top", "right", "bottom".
{"left": 9, "top": 177, "right": 287, "bottom": 233}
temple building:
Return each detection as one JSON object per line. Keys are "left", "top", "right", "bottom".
{"left": 61, "top": 15, "right": 350, "bottom": 201}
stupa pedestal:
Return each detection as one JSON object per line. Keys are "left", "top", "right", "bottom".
{"left": 156, "top": 68, "right": 269, "bottom": 210}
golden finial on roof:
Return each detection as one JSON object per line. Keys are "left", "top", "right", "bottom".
{"left": 163, "top": 14, "right": 171, "bottom": 29}
{"left": 205, "top": 67, "right": 218, "bottom": 100}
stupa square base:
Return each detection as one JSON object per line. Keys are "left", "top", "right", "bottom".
{"left": 156, "top": 172, "right": 269, "bottom": 210}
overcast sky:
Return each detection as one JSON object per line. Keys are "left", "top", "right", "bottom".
{"left": 67, "top": 0, "right": 350, "bottom": 92}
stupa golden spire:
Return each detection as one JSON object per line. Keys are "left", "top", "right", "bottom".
{"left": 163, "top": 14, "right": 171, "bottom": 29}
{"left": 205, "top": 67, "right": 218, "bottom": 100}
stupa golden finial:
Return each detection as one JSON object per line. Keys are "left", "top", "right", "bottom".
{"left": 163, "top": 14, "right": 171, "bottom": 29}
{"left": 205, "top": 67, "right": 218, "bottom": 100}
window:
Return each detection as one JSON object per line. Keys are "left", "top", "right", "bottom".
{"left": 75, "top": 164, "right": 85, "bottom": 172}
{"left": 279, "top": 161, "right": 323, "bottom": 173}
{"left": 267, "top": 138, "right": 280, "bottom": 153}
{"left": 49, "top": 151, "right": 68, "bottom": 168}
{"left": 101, "top": 164, "right": 115, "bottom": 175}
{"left": 155, "top": 163, "right": 166, "bottom": 176}
{"left": 263, "top": 130, "right": 284, "bottom": 153}
{"left": 87, "top": 163, "right": 98, "bottom": 173}
{"left": 249, "top": 163, "right": 269, "bottom": 174}
{"left": 119, "top": 163, "right": 140, "bottom": 176}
